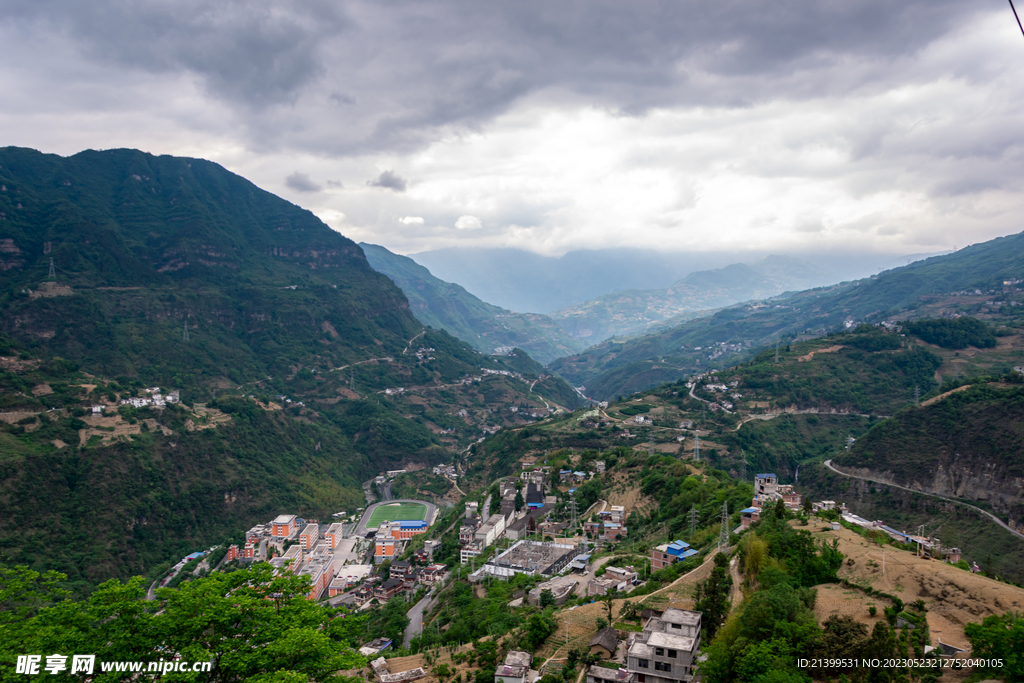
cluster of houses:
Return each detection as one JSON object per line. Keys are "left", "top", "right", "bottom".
{"left": 94, "top": 387, "right": 181, "bottom": 412}
{"left": 583, "top": 505, "right": 628, "bottom": 543}
{"left": 459, "top": 471, "right": 550, "bottom": 564}
{"left": 350, "top": 559, "right": 451, "bottom": 606}
{"left": 739, "top": 473, "right": 805, "bottom": 528}
{"left": 374, "top": 520, "right": 430, "bottom": 563}
{"left": 223, "top": 511, "right": 452, "bottom": 605}
{"left": 584, "top": 608, "right": 704, "bottom": 683}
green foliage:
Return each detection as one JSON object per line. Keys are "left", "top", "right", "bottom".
{"left": 694, "top": 553, "right": 732, "bottom": 640}
{"left": 905, "top": 316, "right": 997, "bottom": 349}
{"left": 964, "top": 611, "right": 1024, "bottom": 682}
{"left": 0, "top": 563, "right": 365, "bottom": 682}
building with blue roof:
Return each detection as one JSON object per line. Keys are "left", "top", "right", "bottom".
{"left": 651, "top": 540, "right": 694, "bottom": 569}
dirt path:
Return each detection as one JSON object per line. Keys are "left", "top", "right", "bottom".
{"left": 920, "top": 384, "right": 972, "bottom": 407}
{"left": 403, "top": 330, "right": 426, "bottom": 355}
{"left": 728, "top": 556, "right": 742, "bottom": 612}
{"left": 823, "top": 460, "right": 1024, "bottom": 542}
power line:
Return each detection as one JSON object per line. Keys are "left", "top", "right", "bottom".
{"left": 1011, "top": 0, "right": 1024, "bottom": 38}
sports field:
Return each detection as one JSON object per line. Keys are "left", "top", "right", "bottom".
{"left": 366, "top": 502, "right": 428, "bottom": 528}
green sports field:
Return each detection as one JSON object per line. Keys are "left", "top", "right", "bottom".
{"left": 366, "top": 502, "right": 428, "bottom": 528}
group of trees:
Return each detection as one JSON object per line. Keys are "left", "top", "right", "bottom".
{"left": 699, "top": 512, "right": 947, "bottom": 683}
{"left": 0, "top": 563, "right": 366, "bottom": 682}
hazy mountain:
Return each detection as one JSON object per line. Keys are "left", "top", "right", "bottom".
{"left": 361, "top": 243, "right": 584, "bottom": 364}
{"left": 549, "top": 255, "right": 835, "bottom": 343}
{"left": 549, "top": 231, "right": 1024, "bottom": 399}
{"left": 409, "top": 247, "right": 948, "bottom": 315}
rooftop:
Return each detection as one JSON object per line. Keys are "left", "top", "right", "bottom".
{"left": 647, "top": 631, "right": 696, "bottom": 651}
{"left": 273, "top": 514, "right": 297, "bottom": 524}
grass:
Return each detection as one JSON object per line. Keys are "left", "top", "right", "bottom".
{"left": 367, "top": 502, "right": 428, "bottom": 528}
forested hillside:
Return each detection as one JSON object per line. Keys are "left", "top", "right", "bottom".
{"left": 0, "top": 147, "right": 581, "bottom": 589}
{"left": 361, "top": 243, "right": 583, "bottom": 364}
{"left": 550, "top": 231, "right": 1024, "bottom": 399}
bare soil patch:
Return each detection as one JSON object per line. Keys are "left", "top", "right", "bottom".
{"left": 798, "top": 345, "right": 844, "bottom": 362}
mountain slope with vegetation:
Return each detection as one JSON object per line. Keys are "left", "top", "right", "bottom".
{"left": 361, "top": 243, "right": 584, "bottom": 364}
{"left": 550, "top": 231, "right": 1024, "bottom": 400}
{"left": 548, "top": 255, "right": 833, "bottom": 343}
{"left": 0, "top": 147, "right": 581, "bottom": 589}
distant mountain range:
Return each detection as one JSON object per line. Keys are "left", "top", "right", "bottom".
{"left": 550, "top": 231, "right": 1024, "bottom": 399}
{"left": 409, "top": 246, "right": 946, "bottom": 315}
{"left": 361, "top": 243, "right": 584, "bottom": 365}
{"left": 548, "top": 255, "right": 837, "bottom": 343}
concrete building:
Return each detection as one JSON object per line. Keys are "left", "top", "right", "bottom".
{"left": 740, "top": 507, "right": 760, "bottom": 529}
{"left": 587, "top": 666, "right": 635, "bottom": 683}
{"left": 271, "top": 514, "right": 298, "bottom": 538}
{"left": 626, "top": 608, "right": 702, "bottom": 683}
{"left": 651, "top": 541, "right": 697, "bottom": 570}
{"left": 324, "top": 522, "right": 344, "bottom": 549}
{"left": 494, "top": 652, "right": 532, "bottom": 683}
{"left": 299, "top": 523, "right": 319, "bottom": 550}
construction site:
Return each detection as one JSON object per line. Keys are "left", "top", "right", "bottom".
{"left": 469, "top": 539, "right": 579, "bottom": 581}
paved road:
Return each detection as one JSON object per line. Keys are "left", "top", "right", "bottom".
{"left": 404, "top": 591, "right": 435, "bottom": 648}
{"left": 383, "top": 481, "right": 394, "bottom": 501}
{"left": 823, "top": 459, "right": 1024, "bottom": 542}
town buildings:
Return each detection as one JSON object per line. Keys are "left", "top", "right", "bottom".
{"left": 626, "top": 608, "right": 702, "bottom": 683}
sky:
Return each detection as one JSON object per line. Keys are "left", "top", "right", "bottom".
{"left": 2, "top": 0, "right": 1023, "bottom": 257}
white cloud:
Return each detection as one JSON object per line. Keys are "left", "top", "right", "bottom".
{"left": 454, "top": 215, "right": 482, "bottom": 230}
{"left": 399, "top": 216, "right": 425, "bottom": 225}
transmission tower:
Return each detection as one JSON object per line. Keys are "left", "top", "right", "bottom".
{"left": 648, "top": 441, "right": 654, "bottom": 457}
{"left": 774, "top": 339, "right": 780, "bottom": 364}
{"left": 48, "top": 257, "right": 55, "bottom": 280}
{"left": 693, "top": 431, "right": 700, "bottom": 461}
{"left": 182, "top": 319, "right": 189, "bottom": 343}
{"left": 568, "top": 495, "right": 579, "bottom": 533}
{"left": 740, "top": 451, "right": 747, "bottom": 482}
{"left": 717, "top": 502, "right": 730, "bottom": 552}
{"left": 914, "top": 385, "right": 920, "bottom": 406}
{"left": 688, "top": 506, "right": 699, "bottom": 538}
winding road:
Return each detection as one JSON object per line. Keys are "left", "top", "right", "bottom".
{"left": 823, "top": 459, "right": 1024, "bottom": 542}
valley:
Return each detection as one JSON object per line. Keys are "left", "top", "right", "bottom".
{"left": 3, "top": 147, "right": 1024, "bottom": 683}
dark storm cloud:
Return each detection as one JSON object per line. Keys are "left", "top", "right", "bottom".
{"left": 0, "top": 0, "right": 985, "bottom": 155}
{"left": 2, "top": 0, "right": 347, "bottom": 107}
{"left": 285, "top": 172, "right": 321, "bottom": 192}
{"left": 367, "top": 171, "right": 408, "bottom": 192}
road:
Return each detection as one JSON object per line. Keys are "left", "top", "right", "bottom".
{"left": 823, "top": 459, "right": 1024, "bottom": 542}
{"left": 689, "top": 382, "right": 732, "bottom": 414}
{"left": 403, "top": 591, "right": 436, "bottom": 648}
{"left": 574, "top": 555, "right": 616, "bottom": 596}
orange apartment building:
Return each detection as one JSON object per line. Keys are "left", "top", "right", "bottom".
{"left": 271, "top": 514, "right": 298, "bottom": 538}
{"left": 300, "top": 523, "right": 319, "bottom": 549}
{"left": 324, "top": 522, "right": 344, "bottom": 549}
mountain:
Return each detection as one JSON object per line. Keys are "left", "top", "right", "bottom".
{"left": 550, "top": 232, "right": 1024, "bottom": 400}
{"left": 360, "top": 243, "right": 584, "bottom": 365}
{"left": 0, "top": 147, "right": 582, "bottom": 590}
{"left": 409, "top": 247, "right": 942, "bottom": 315}
{"left": 409, "top": 247, "right": 740, "bottom": 313}
{"left": 548, "top": 255, "right": 832, "bottom": 343}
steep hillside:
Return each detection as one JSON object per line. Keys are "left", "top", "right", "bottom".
{"left": 829, "top": 381, "right": 1024, "bottom": 534}
{"left": 0, "top": 147, "right": 581, "bottom": 589}
{"left": 550, "top": 232, "right": 1024, "bottom": 400}
{"left": 360, "top": 243, "right": 584, "bottom": 364}
{"left": 549, "top": 255, "right": 831, "bottom": 343}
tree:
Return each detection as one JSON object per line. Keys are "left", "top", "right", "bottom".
{"left": 0, "top": 564, "right": 366, "bottom": 683}
{"left": 489, "top": 484, "right": 501, "bottom": 515}
{"left": 514, "top": 490, "right": 524, "bottom": 513}
{"left": 773, "top": 498, "right": 786, "bottom": 520}
{"left": 964, "top": 612, "right": 1024, "bottom": 681}
{"left": 694, "top": 553, "right": 732, "bottom": 640}
{"left": 539, "top": 589, "right": 555, "bottom": 608}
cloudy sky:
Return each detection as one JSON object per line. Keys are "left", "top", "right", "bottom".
{"left": 2, "top": 0, "right": 1023, "bottom": 257}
